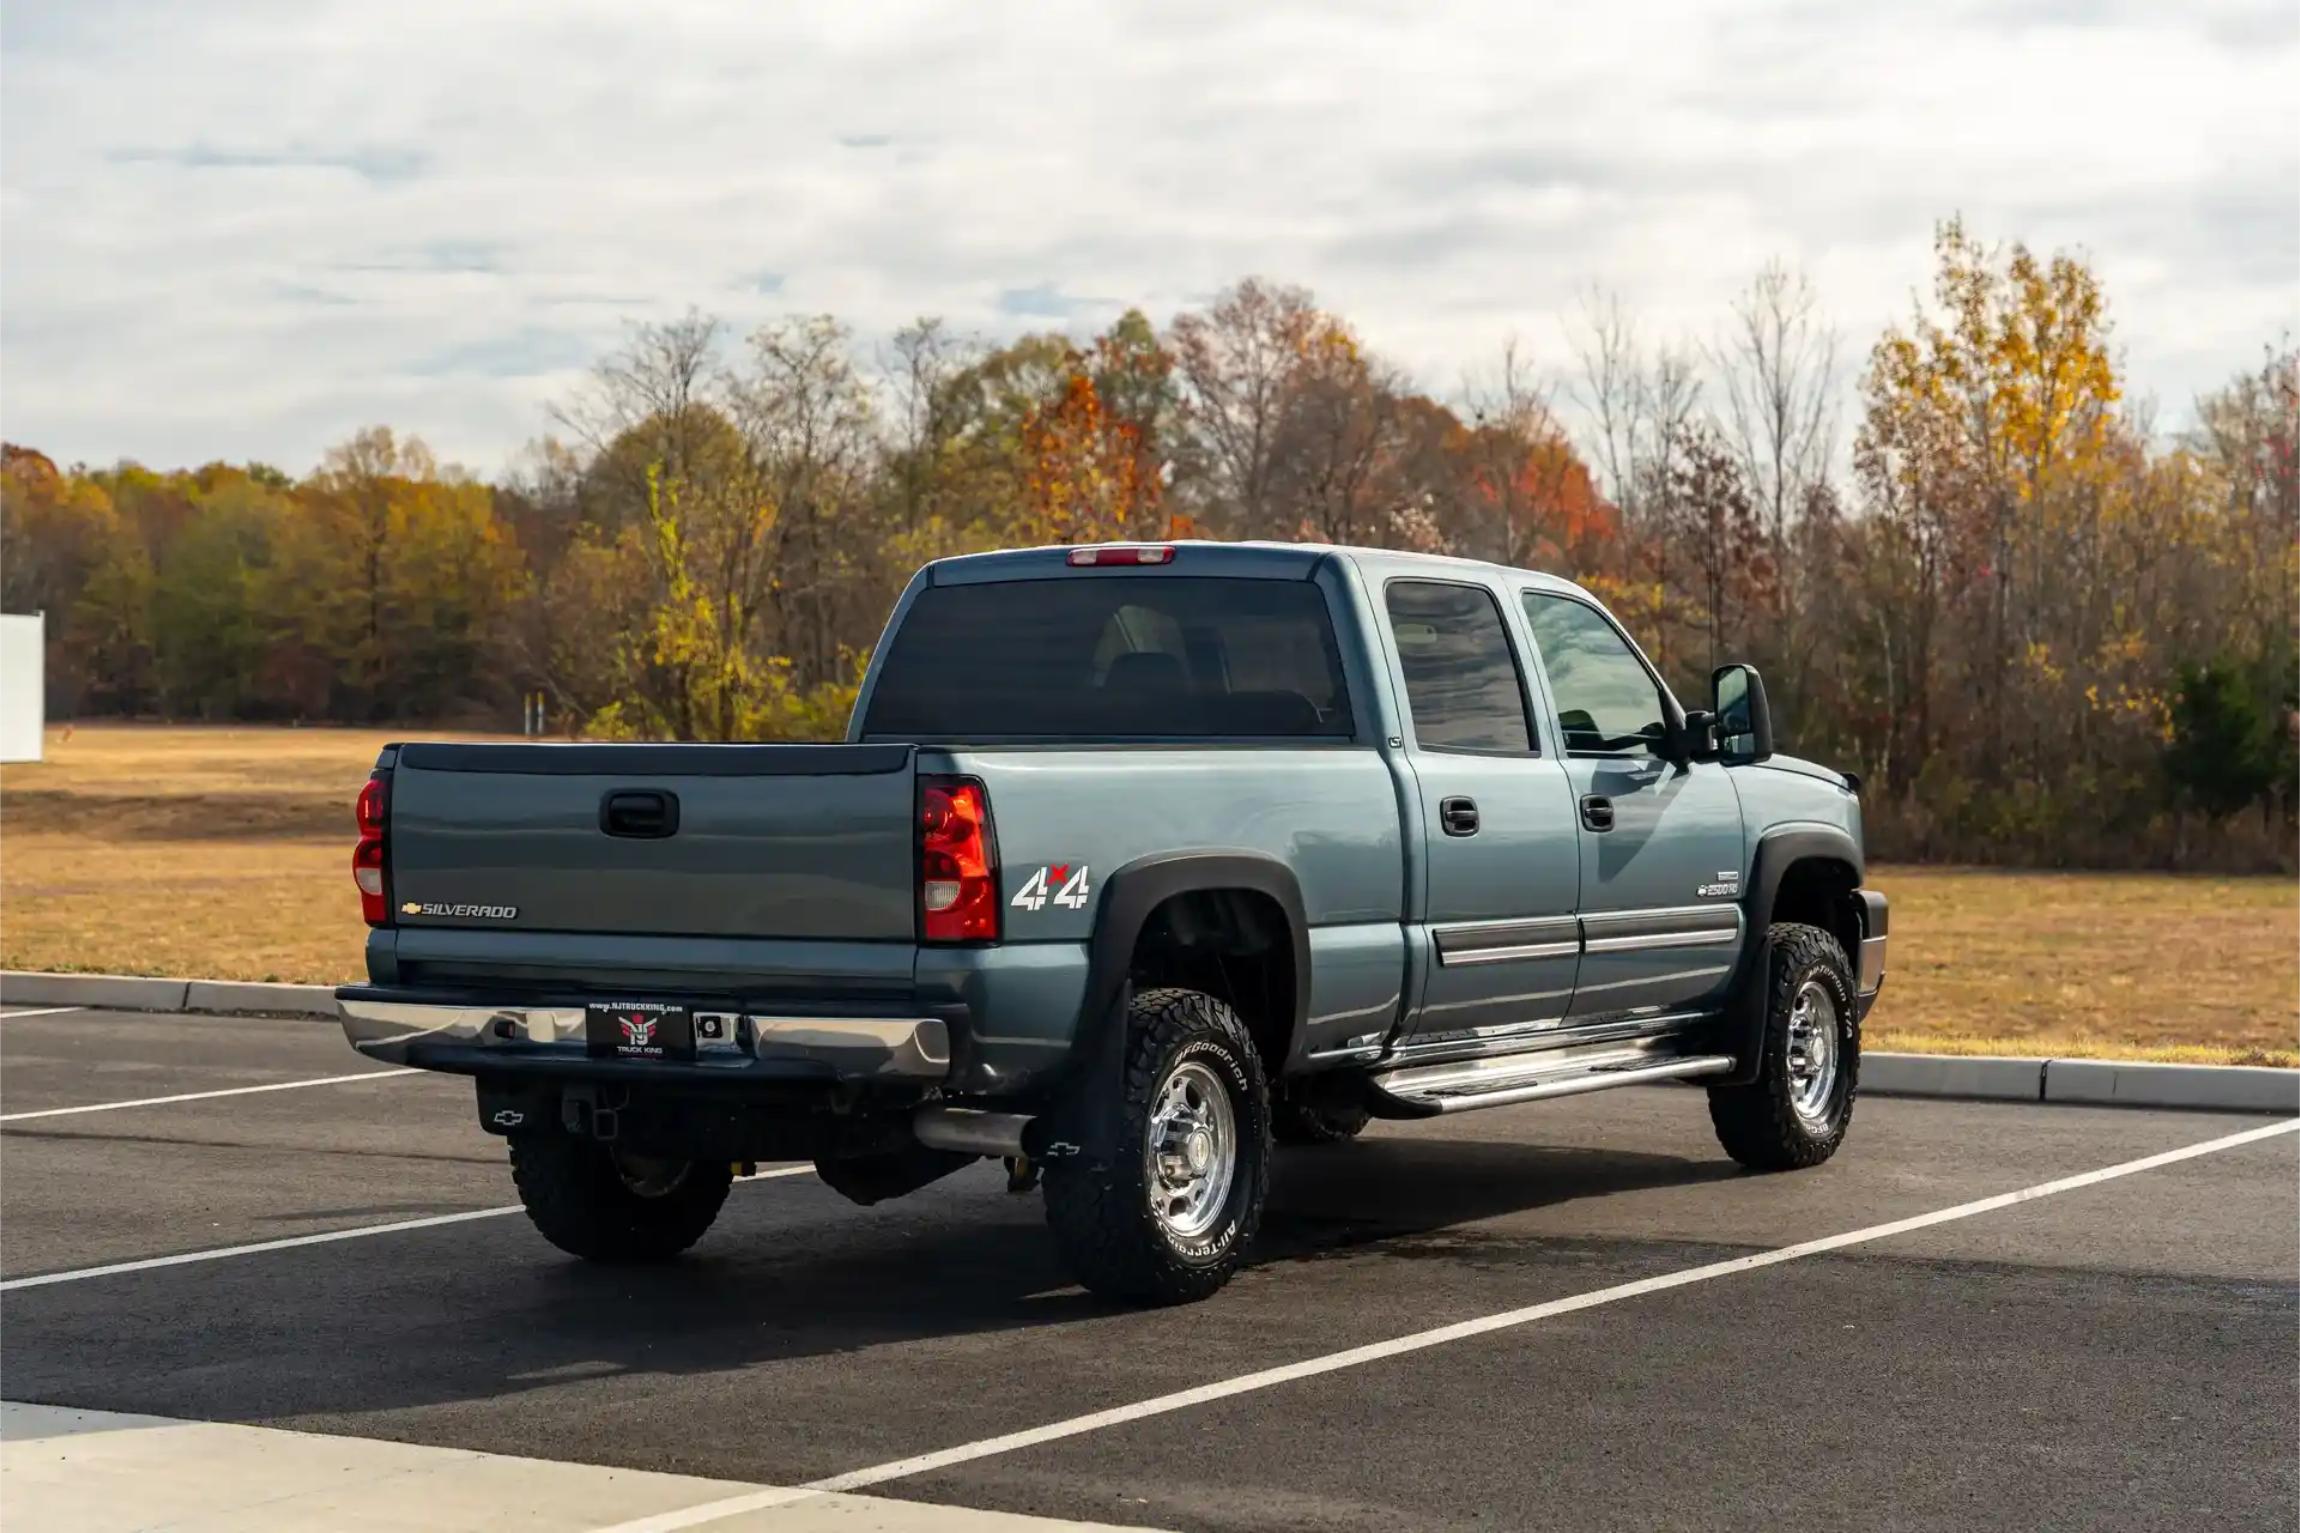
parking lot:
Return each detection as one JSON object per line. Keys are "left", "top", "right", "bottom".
{"left": 1, "top": 1002, "right": 2293, "bottom": 1531}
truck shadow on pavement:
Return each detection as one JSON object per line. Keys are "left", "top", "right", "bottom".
{"left": 2, "top": 1135, "right": 1745, "bottom": 1445}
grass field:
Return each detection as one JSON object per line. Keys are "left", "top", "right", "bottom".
{"left": 4, "top": 724, "right": 2294, "bottom": 1065}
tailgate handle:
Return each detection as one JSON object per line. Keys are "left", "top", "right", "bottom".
{"left": 600, "top": 789, "right": 680, "bottom": 839}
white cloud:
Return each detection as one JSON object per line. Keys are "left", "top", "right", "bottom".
{"left": 3, "top": 0, "right": 2294, "bottom": 474}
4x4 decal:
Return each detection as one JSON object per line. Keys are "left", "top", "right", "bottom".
{"left": 1011, "top": 863, "right": 1091, "bottom": 912}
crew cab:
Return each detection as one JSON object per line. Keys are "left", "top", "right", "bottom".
{"left": 339, "top": 542, "right": 1887, "bottom": 1304}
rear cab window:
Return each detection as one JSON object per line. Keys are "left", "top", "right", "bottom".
{"left": 861, "top": 576, "right": 1355, "bottom": 741}
{"left": 1382, "top": 579, "right": 1533, "bottom": 753}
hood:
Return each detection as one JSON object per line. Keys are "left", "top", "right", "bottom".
{"left": 1756, "top": 753, "right": 1854, "bottom": 791}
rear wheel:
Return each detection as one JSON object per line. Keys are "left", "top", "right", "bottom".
{"left": 1707, "top": 922, "right": 1859, "bottom": 1170}
{"left": 1042, "top": 987, "right": 1272, "bottom": 1305}
{"left": 509, "top": 1134, "right": 732, "bottom": 1262}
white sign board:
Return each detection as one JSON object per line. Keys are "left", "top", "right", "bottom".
{"left": 0, "top": 613, "right": 45, "bottom": 762}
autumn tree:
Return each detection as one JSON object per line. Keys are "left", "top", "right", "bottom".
{"left": 1168, "top": 278, "right": 1333, "bottom": 538}
{"left": 1457, "top": 342, "right": 1609, "bottom": 572}
{"left": 1014, "top": 336, "right": 1170, "bottom": 546}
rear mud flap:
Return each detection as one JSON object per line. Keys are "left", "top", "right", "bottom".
{"left": 1023, "top": 984, "right": 1133, "bottom": 1168}
{"left": 476, "top": 1078, "right": 558, "bottom": 1137}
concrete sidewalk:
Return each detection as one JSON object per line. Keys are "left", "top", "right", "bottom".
{"left": 0, "top": 1403, "right": 1161, "bottom": 1533}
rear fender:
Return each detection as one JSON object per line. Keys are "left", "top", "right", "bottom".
{"left": 1032, "top": 851, "right": 1309, "bottom": 1164}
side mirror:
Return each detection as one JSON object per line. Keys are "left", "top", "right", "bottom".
{"left": 1711, "top": 664, "right": 1774, "bottom": 764}
{"left": 1677, "top": 709, "right": 1719, "bottom": 763}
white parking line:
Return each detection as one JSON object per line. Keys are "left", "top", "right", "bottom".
{"left": 0, "top": 1007, "right": 86, "bottom": 1021}
{"left": 597, "top": 1116, "right": 2300, "bottom": 1533}
{"left": 0, "top": 1068, "right": 422, "bottom": 1123}
{"left": 0, "top": 1166, "right": 817, "bottom": 1293}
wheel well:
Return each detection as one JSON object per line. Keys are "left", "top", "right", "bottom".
{"left": 1769, "top": 857, "right": 1863, "bottom": 960}
{"left": 1128, "top": 888, "right": 1297, "bottom": 1081}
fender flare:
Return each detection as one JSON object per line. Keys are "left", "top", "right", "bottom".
{"left": 1714, "top": 825, "right": 1864, "bottom": 1086}
{"left": 1028, "top": 851, "right": 1309, "bottom": 1164}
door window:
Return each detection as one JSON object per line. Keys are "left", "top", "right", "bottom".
{"left": 1384, "top": 581, "right": 1532, "bottom": 752}
{"left": 1522, "top": 593, "right": 1668, "bottom": 756}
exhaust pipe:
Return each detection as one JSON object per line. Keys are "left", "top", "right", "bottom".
{"left": 912, "top": 1105, "right": 1033, "bottom": 1158}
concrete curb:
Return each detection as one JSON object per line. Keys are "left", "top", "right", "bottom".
{"left": 0, "top": 972, "right": 191, "bottom": 1012}
{"left": 2041, "top": 1057, "right": 2300, "bottom": 1115}
{"left": 1862, "top": 1053, "right": 2044, "bottom": 1102}
{"left": 1, "top": 971, "right": 335, "bottom": 1019}
{"left": 1865, "top": 1051, "right": 2298, "bottom": 1115}
{"left": 182, "top": 980, "right": 341, "bottom": 1019}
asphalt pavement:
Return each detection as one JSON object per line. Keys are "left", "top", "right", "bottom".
{"left": 1, "top": 1003, "right": 2293, "bottom": 1531}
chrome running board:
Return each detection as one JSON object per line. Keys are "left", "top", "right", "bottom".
{"left": 1366, "top": 1043, "right": 1736, "bottom": 1117}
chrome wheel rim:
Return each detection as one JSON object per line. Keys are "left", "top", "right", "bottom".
{"left": 1786, "top": 979, "right": 1841, "bottom": 1124}
{"left": 612, "top": 1149, "right": 691, "bottom": 1199}
{"left": 1146, "top": 1060, "right": 1236, "bottom": 1241}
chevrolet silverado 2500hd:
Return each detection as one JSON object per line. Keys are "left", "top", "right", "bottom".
{"left": 338, "top": 541, "right": 1887, "bottom": 1304}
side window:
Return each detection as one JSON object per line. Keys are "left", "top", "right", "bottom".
{"left": 1522, "top": 593, "right": 1668, "bottom": 755}
{"left": 1384, "top": 581, "right": 1532, "bottom": 752}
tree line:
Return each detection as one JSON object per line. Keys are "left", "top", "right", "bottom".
{"left": 4, "top": 220, "right": 2293, "bottom": 869}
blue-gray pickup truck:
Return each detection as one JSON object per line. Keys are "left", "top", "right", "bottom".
{"left": 339, "top": 541, "right": 1887, "bottom": 1304}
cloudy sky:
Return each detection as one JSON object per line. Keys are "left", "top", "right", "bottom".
{"left": 3, "top": 0, "right": 2294, "bottom": 476}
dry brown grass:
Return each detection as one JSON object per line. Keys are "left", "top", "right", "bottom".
{"left": 2, "top": 725, "right": 490, "bottom": 984}
{"left": 1863, "top": 864, "right": 2298, "bottom": 1067}
{"left": 4, "top": 724, "right": 2295, "bottom": 1062}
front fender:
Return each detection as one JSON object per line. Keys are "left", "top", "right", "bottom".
{"left": 1713, "top": 824, "right": 1864, "bottom": 1086}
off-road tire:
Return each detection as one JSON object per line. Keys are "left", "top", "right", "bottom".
{"left": 508, "top": 1134, "right": 732, "bottom": 1262}
{"left": 1707, "top": 921, "right": 1859, "bottom": 1171}
{"left": 1271, "top": 1094, "right": 1371, "bottom": 1146}
{"left": 1042, "top": 987, "right": 1272, "bottom": 1305}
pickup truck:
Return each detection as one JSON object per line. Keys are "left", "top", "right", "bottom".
{"left": 338, "top": 541, "right": 1887, "bottom": 1304}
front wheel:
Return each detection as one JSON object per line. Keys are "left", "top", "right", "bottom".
{"left": 1042, "top": 987, "right": 1272, "bottom": 1305}
{"left": 509, "top": 1134, "right": 732, "bottom": 1262}
{"left": 1707, "top": 922, "right": 1859, "bottom": 1171}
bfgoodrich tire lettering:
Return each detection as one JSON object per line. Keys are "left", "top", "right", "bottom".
{"left": 1042, "top": 987, "right": 1272, "bottom": 1305}
{"left": 509, "top": 1134, "right": 732, "bottom": 1263}
{"left": 1707, "top": 922, "right": 1859, "bottom": 1171}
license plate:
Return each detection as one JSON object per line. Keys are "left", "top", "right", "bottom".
{"left": 585, "top": 1001, "right": 693, "bottom": 1061}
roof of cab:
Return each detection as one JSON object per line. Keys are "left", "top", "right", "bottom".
{"left": 924, "top": 539, "right": 1588, "bottom": 596}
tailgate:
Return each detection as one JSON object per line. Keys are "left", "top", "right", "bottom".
{"left": 385, "top": 743, "right": 917, "bottom": 941}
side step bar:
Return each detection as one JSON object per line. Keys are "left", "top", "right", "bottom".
{"left": 1365, "top": 1047, "right": 1737, "bottom": 1118}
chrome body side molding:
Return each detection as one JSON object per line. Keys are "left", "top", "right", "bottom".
{"left": 1432, "top": 905, "right": 1743, "bottom": 966}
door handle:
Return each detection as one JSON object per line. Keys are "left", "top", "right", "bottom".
{"left": 1439, "top": 796, "right": 1480, "bottom": 837}
{"left": 600, "top": 789, "right": 680, "bottom": 839}
{"left": 1579, "top": 795, "right": 1615, "bottom": 832}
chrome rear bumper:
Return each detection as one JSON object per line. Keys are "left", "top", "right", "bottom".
{"left": 338, "top": 996, "right": 951, "bottom": 1082}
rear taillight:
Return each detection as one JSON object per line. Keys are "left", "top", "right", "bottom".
{"left": 1066, "top": 544, "right": 1174, "bottom": 566}
{"left": 919, "top": 775, "right": 998, "bottom": 943}
{"left": 353, "top": 774, "right": 389, "bottom": 926}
